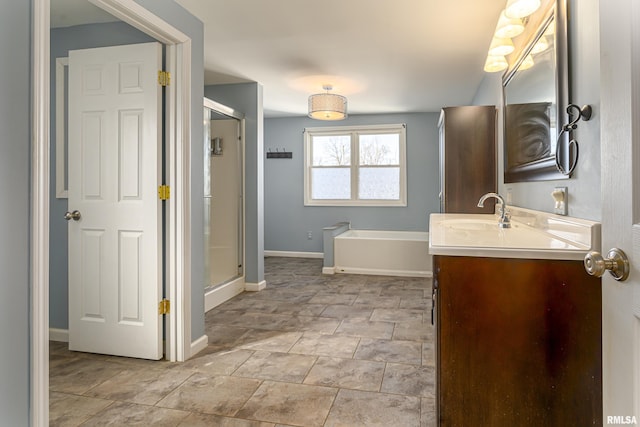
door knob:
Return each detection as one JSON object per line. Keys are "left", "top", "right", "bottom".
{"left": 64, "top": 210, "right": 82, "bottom": 221}
{"left": 584, "top": 248, "right": 629, "bottom": 281}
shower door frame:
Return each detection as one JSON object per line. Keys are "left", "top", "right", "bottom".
{"left": 203, "top": 97, "right": 246, "bottom": 312}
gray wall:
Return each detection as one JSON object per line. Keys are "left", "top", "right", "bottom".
{"left": 48, "top": 1, "right": 206, "bottom": 342}
{"left": 205, "top": 83, "right": 265, "bottom": 285}
{"left": 0, "top": 2, "right": 30, "bottom": 424}
{"left": 263, "top": 113, "right": 439, "bottom": 253}
{"left": 473, "top": 0, "right": 601, "bottom": 221}
{"left": 49, "top": 22, "right": 155, "bottom": 330}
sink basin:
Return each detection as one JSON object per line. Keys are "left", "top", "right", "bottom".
{"left": 439, "top": 218, "right": 500, "bottom": 231}
{"left": 428, "top": 210, "right": 601, "bottom": 261}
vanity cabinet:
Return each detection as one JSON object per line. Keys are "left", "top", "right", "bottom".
{"left": 439, "top": 106, "right": 496, "bottom": 213}
{"left": 434, "top": 255, "right": 602, "bottom": 426}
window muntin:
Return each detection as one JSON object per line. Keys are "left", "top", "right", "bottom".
{"left": 304, "top": 124, "right": 407, "bottom": 206}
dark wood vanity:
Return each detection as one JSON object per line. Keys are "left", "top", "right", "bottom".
{"left": 434, "top": 255, "right": 602, "bottom": 426}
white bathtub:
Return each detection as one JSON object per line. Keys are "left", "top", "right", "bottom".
{"left": 333, "top": 230, "right": 432, "bottom": 277}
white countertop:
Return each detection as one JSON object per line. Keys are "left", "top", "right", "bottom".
{"left": 429, "top": 207, "right": 601, "bottom": 261}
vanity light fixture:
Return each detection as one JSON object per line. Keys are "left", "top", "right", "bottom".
{"left": 531, "top": 36, "right": 550, "bottom": 54}
{"left": 308, "top": 85, "right": 347, "bottom": 121}
{"left": 488, "top": 37, "right": 515, "bottom": 56}
{"left": 518, "top": 54, "right": 535, "bottom": 70}
{"left": 505, "top": 0, "right": 541, "bottom": 19}
{"left": 494, "top": 11, "right": 525, "bottom": 38}
{"left": 484, "top": 55, "right": 508, "bottom": 72}
{"left": 544, "top": 20, "right": 556, "bottom": 36}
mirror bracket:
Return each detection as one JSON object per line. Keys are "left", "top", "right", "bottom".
{"left": 554, "top": 104, "right": 592, "bottom": 176}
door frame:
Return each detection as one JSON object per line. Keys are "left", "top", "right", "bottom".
{"left": 31, "top": 0, "right": 193, "bottom": 424}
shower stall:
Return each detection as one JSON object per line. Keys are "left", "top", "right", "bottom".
{"left": 203, "top": 97, "right": 245, "bottom": 311}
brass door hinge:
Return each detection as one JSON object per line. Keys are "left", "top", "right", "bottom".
{"left": 158, "top": 70, "right": 171, "bottom": 87}
{"left": 158, "top": 185, "right": 170, "bottom": 200}
{"left": 158, "top": 299, "right": 170, "bottom": 315}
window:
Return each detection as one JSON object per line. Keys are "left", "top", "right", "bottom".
{"left": 304, "top": 124, "right": 407, "bottom": 206}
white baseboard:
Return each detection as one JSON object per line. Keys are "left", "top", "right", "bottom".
{"left": 245, "top": 280, "right": 266, "bottom": 292}
{"left": 322, "top": 266, "right": 336, "bottom": 275}
{"left": 190, "top": 334, "right": 208, "bottom": 358}
{"left": 334, "top": 266, "right": 433, "bottom": 278}
{"left": 205, "top": 277, "right": 245, "bottom": 312}
{"left": 264, "top": 250, "right": 323, "bottom": 259}
{"left": 49, "top": 328, "right": 69, "bottom": 342}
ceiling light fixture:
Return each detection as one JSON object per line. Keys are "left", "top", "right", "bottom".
{"left": 504, "top": 0, "right": 541, "bottom": 19}
{"left": 308, "top": 85, "right": 347, "bottom": 121}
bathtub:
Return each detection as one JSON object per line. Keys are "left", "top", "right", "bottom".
{"left": 332, "top": 229, "right": 432, "bottom": 277}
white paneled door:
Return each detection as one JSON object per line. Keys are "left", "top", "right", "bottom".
{"left": 600, "top": 0, "right": 640, "bottom": 420}
{"left": 67, "top": 42, "right": 163, "bottom": 360}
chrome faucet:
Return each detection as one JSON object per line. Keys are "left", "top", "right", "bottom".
{"left": 477, "top": 192, "right": 511, "bottom": 228}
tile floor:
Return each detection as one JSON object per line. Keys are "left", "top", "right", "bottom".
{"left": 50, "top": 257, "right": 436, "bottom": 426}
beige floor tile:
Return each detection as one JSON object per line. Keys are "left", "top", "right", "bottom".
{"left": 50, "top": 258, "right": 436, "bottom": 425}
{"left": 284, "top": 315, "right": 341, "bottom": 334}
{"left": 422, "top": 342, "right": 435, "bottom": 367}
{"left": 354, "top": 338, "right": 422, "bottom": 365}
{"left": 379, "top": 288, "right": 426, "bottom": 299}
{"left": 324, "top": 389, "right": 421, "bottom": 427}
{"left": 370, "top": 308, "right": 425, "bottom": 323}
{"left": 80, "top": 401, "right": 190, "bottom": 426}
{"left": 178, "top": 412, "right": 276, "bottom": 426}
{"left": 352, "top": 295, "right": 401, "bottom": 309}
{"left": 381, "top": 363, "right": 436, "bottom": 397}
{"left": 233, "top": 351, "right": 317, "bottom": 382}
{"left": 205, "top": 325, "right": 251, "bottom": 347}
{"left": 399, "top": 298, "right": 431, "bottom": 310}
{"left": 308, "top": 293, "right": 358, "bottom": 305}
{"left": 179, "top": 347, "right": 255, "bottom": 376}
{"left": 421, "top": 394, "right": 437, "bottom": 427}
{"left": 271, "top": 302, "right": 327, "bottom": 316}
{"left": 236, "top": 381, "right": 337, "bottom": 427}
{"left": 237, "top": 330, "right": 303, "bottom": 352}
{"left": 320, "top": 305, "right": 374, "bottom": 320}
{"left": 303, "top": 356, "right": 385, "bottom": 391}
{"left": 85, "top": 367, "right": 192, "bottom": 405}
{"left": 392, "top": 320, "right": 434, "bottom": 342}
{"left": 49, "top": 392, "right": 113, "bottom": 427}
{"left": 49, "top": 358, "right": 125, "bottom": 394}
{"left": 334, "top": 318, "right": 395, "bottom": 339}
{"left": 157, "top": 374, "right": 261, "bottom": 417}
{"left": 289, "top": 333, "right": 360, "bottom": 358}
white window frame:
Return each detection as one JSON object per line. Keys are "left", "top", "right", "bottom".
{"left": 303, "top": 123, "right": 407, "bottom": 207}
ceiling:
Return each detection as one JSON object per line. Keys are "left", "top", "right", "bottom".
{"left": 51, "top": 0, "right": 507, "bottom": 117}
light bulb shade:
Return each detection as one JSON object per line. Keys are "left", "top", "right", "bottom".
{"left": 495, "top": 11, "right": 524, "bottom": 38}
{"left": 519, "top": 54, "right": 535, "bottom": 70}
{"left": 544, "top": 20, "right": 556, "bottom": 36}
{"left": 531, "top": 36, "right": 549, "bottom": 54}
{"left": 484, "top": 55, "right": 508, "bottom": 73}
{"left": 505, "top": 0, "right": 541, "bottom": 19}
{"left": 488, "top": 37, "right": 515, "bottom": 56}
{"left": 308, "top": 92, "right": 347, "bottom": 120}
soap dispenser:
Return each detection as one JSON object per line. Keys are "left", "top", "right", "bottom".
{"left": 552, "top": 187, "right": 568, "bottom": 215}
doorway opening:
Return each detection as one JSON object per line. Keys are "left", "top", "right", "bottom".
{"left": 33, "top": 0, "right": 194, "bottom": 423}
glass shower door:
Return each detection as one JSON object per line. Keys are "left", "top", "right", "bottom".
{"left": 203, "top": 103, "right": 243, "bottom": 289}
